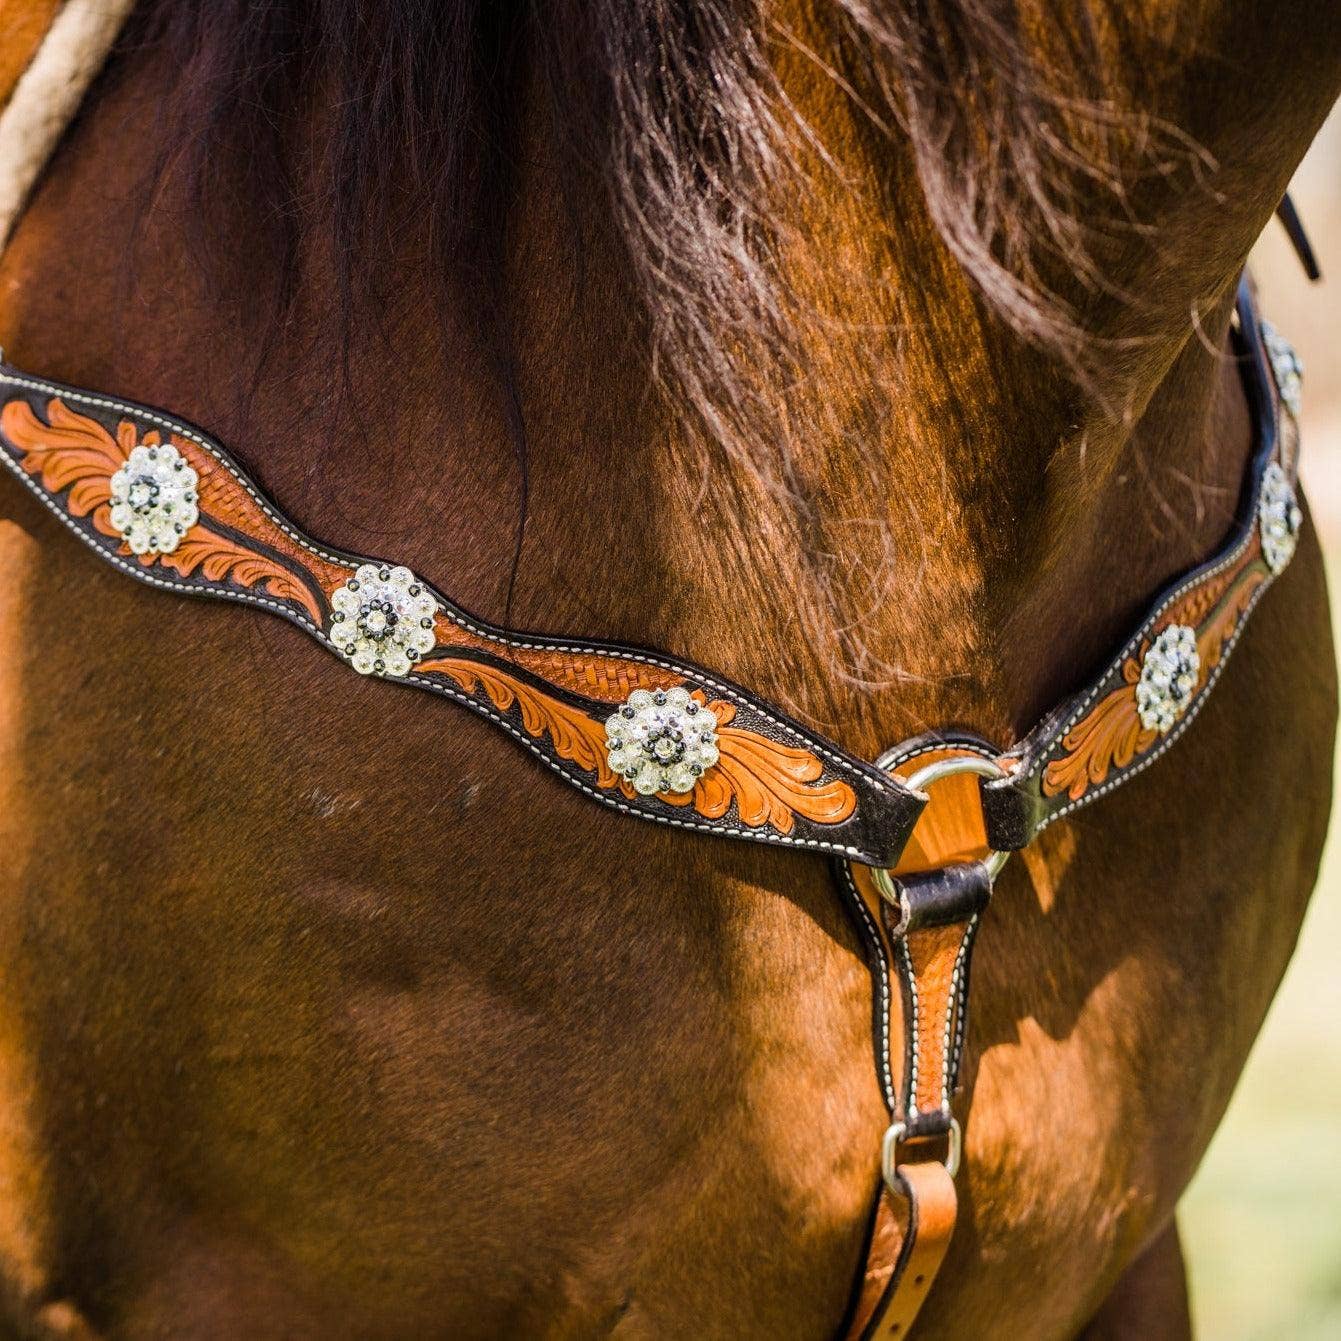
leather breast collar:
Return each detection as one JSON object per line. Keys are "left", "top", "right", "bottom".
{"left": 0, "top": 274, "right": 1306, "bottom": 1337}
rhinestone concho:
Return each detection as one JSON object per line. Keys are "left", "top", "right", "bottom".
{"left": 329, "top": 563, "right": 437, "bottom": 676}
{"left": 1136, "top": 624, "right": 1201, "bottom": 734}
{"left": 108, "top": 443, "right": 199, "bottom": 555}
{"left": 606, "top": 687, "right": 721, "bottom": 796}
{"left": 1262, "top": 320, "right": 1303, "bottom": 419}
{"left": 1258, "top": 461, "right": 1303, "bottom": 575}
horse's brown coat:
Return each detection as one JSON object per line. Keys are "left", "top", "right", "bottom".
{"left": 0, "top": 2, "right": 1338, "bottom": 1338}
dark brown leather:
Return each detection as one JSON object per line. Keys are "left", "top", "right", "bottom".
{"left": 0, "top": 282, "right": 1294, "bottom": 878}
{"left": 1277, "top": 194, "right": 1321, "bottom": 282}
{"left": 887, "top": 861, "right": 992, "bottom": 935}
{"left": 976, "top": 773, "right": 1042, "bottom": 851}
{"left": 880, "top": 862, "right": 990, "bottom": 1160}
{"left": 836, "top": 860, "right": 981, "bottom": 1339}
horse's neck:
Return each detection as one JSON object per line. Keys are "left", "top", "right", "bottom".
{"left": 382, "top": 25, "right": 1252, "bottom": 750}
{"left": 264, "top": 54, "right": 1238, "bottom": 750}
{"left": 2, "top": 5, "right": 1331, "bottom": 749}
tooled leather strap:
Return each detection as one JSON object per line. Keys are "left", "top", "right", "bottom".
{"left": 838, "top": 746, "right": 1000, "bottom": 1340}
{"left": 0, "top": 280, "right": 1301, "bottom": 877}
{"left": 0, "top": 369, "right": 924, "bottom": 866}
{"left": 980, "top": 275, "right": 1304, "bottom": 854}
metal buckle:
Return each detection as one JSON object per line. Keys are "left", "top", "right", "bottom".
{"left": 872, "top": 752, "right": 1011, "bottom": 905}
{"left": 882, "top": 1118, "right": 962, "bottom": 1189}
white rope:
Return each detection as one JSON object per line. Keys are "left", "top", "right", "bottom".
{"left": 0, "top": 0, "right": 135, "bottom": 249}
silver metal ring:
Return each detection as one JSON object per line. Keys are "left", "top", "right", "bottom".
{"left": 882, "top": 1117, "right": 962, "bottom": 1189}
{"left": 872, "top": 750, "right": 1011, "bottom": 902}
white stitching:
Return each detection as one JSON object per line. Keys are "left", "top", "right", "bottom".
{"left": 1045, "top": 531, "right": 1258, "bottom": 749}
{"left": 0, "top": 372, "right": 890, "bottom": 790}
{"left": 898, "top": 935, "right": 919, "bottom": 1119}
{"left": 941, "top": 915, "right": 977, "bottom": 1111}
{"left": 1, "top": 375, "right": 356, "bottom": 567}
{"left": 838, "top": 862, "right": 896, "bottom": 1111}
{"left": 0, "top": 427, "right": 878, "bottom": 859}
{"left": 0, "top": 333, "right": 1290, "bottom": 856}
{"left": 879, "top": 737, "right": 1000, "bottom": 771}
{"left": 1037, "top": 572, "right": 1273, "bottom": 831}
{"left": 845, "top": 736, "right": 992, "bottom": 1117}
{"left": 1018, "top": 316, "right": 1289, "bottom": 794}
{"left": 0, "top": 448, "right": 328, "bottom": 633}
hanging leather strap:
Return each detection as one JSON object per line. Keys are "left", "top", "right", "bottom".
{"left": 842, "top": 860, "right": 988, "bottom": 1339}
{"left": 840, "top": 748, "right": 1001, "bottom": 1340}
{"left": 847, "top": 1161, "right": 957, "bottom": 1340}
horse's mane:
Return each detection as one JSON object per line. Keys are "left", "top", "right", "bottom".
{"left": 118, "top": 1, "right": 1202, "bottom": 522}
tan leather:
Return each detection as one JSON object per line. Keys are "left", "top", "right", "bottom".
{"left": 843, "top": 744, "right": 998, "bottom": 1340}
{"left": 899, "top": 921, "right": 970, "bottom": 1117}
{"left": 840, "top": 907, "right": 971, "bottom": 1340}
{"left": 887, "top": 750, "right": 996, "bottom": 875}
{"left": 846, "top": 1160, "right": 958, "bottom": 1340}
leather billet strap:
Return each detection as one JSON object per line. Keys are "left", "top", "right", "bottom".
{"left": 0, "top": 371, "right": 924, "bottom": 867}
{"left": 847, "top": 1160, "right": 957, "bottom": 1341}
{"left": 837, "top": 743, "right": 1000, "bottom": 1340}
{"left": 981, "top": 275, "right": 1302, "bottom": 853}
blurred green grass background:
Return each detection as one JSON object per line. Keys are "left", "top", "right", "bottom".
{"left": 1181, "top": 106, "right": 1341, "bottom": 1340}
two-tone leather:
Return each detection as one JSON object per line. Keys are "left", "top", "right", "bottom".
{"left": 0, "top": 371, "right": 925, "bottom": 866}
{"left": 0, "top": 266, "right": 1307, "bottom": 1341}
{"left": 834, "top": 738, "right": 1005, "bottom": 1339}
{"left": 0, "top": 278, "right": 1297, "bottom": 878}
{"left": 981, "top": 275, "right": 1300, "bottom": 852}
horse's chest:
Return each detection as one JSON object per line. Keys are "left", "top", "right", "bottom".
{"left": 0, "top": 494, "right": 1333, "bottom": 1339}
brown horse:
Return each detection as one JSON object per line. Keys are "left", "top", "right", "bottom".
{"left": 0, "top": 2, "right": 1338, "bottom": 1337}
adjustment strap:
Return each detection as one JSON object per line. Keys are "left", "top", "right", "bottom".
{"left": 846, "top": 1161, "right": 957, "bottom": 1340}
{"left": 840, "top": 848, "right": 994, "bottom": 1341}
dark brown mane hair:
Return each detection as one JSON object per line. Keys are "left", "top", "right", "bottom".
{"left": 115, "top": 1, "right": 1207, "bottom": 578}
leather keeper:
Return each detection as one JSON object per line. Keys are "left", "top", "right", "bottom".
{"left": 891, "top": 861, "right": 993, "bottom": 933}
{"left": 979, "top": 774, "right": 1043, "bottom": 851}
{"left": 902, "top": 1113, "right": 954, "bottom": 1141}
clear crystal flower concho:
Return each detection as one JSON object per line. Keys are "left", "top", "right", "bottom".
{"left": 1259, "top": 461, "right": 1303, "bottom": 575}
{"left": 605, "top": 688, "right": 721, "bottom": 796}
{"left": 1262, "top": 320, "right": 1303, "bottom": 420}
{"left": 108, "top": 443, "right": 199, "bottom": 555}
{"left": 1134, "top": 447, "right": 1302, "bottom": 737}
{"left": 1136, "top": 624, "right": 1200, "bottom": 735}
{"left": 329, "top": 563, "right": 438, "bottom": 676}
